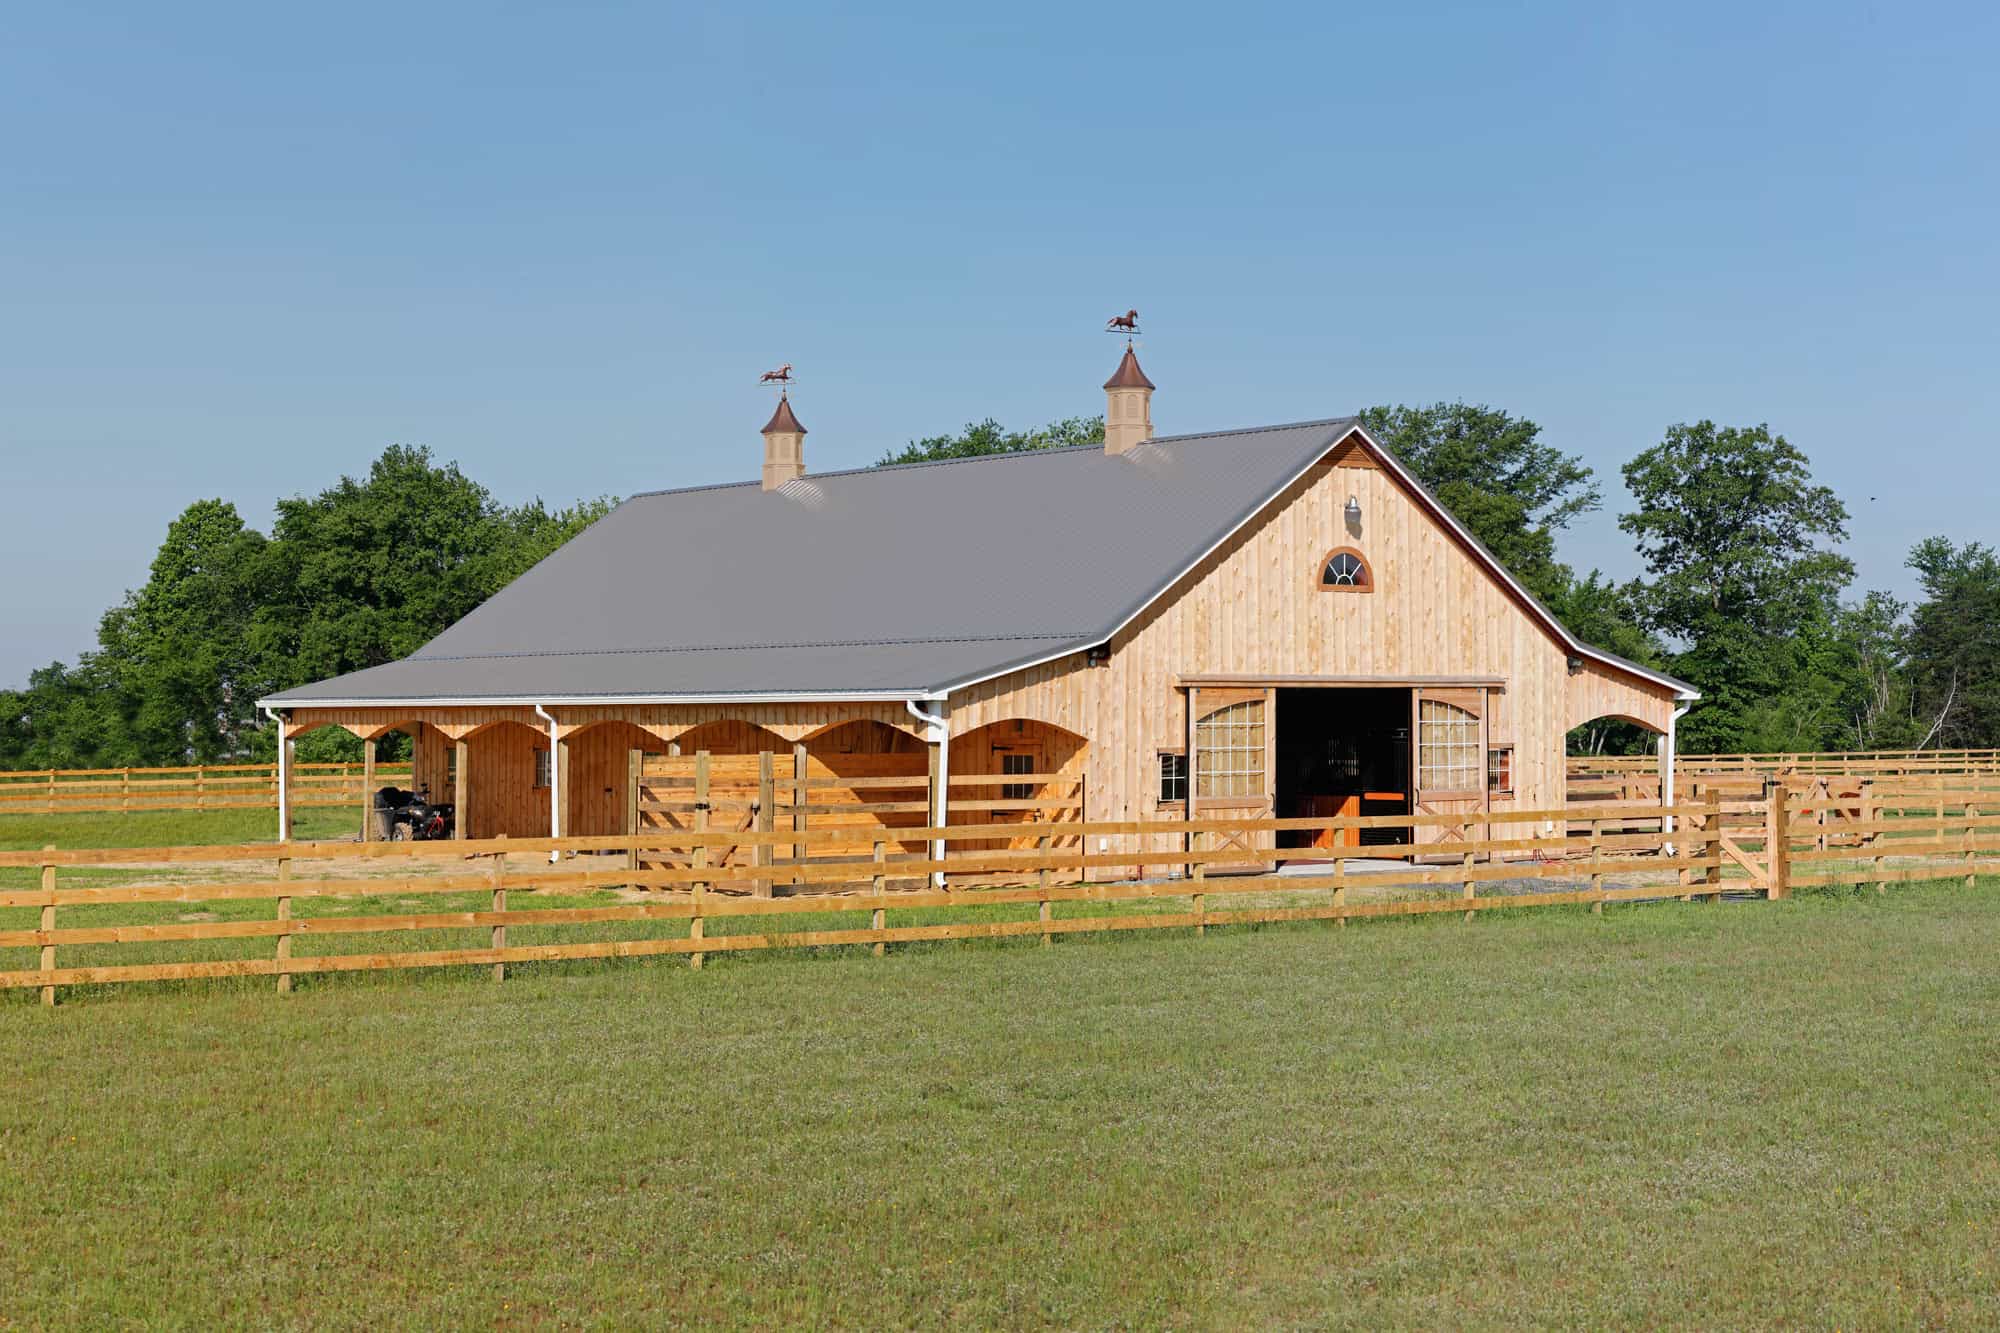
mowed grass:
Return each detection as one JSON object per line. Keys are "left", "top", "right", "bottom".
{"left": 0, "top": 804, "right": 356, "bottom": 855}
{"left": 4, "top": 883, "right": 2000, "bottom": 1327}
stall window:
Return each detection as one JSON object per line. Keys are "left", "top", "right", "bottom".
{"left": 1158, "top": 752, "right": 1189, "bottom": 804}
{"left": 1417, "top": 699, "right": 1481, "bottom": 792}
{"left": 1001, "top": 752, "right": 1036, "bottom": 802}
{"left": 1195, "top": 699, "right": 1266, "bottom": 799}
{"left": 1487, "top": 745, "right": 1515, "bottom": 796}
{"left": 533, "top": 749, "right": 552, "bottom": 790}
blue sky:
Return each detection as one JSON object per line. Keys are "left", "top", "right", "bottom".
{"left": 3, "top": 1, "right": 1995, "bottom": 686}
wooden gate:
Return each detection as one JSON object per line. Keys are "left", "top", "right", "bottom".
{"left": 1188, "top": 686, "right": 1276, "bottom": 867}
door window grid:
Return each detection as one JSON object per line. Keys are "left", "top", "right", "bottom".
{"left": 1195, "top": 700, "right": 1266, "bottom": 800}
{"left": 1001, "top": 752, "right": 1036, "bottom": 802}
{"left": 1418, "top": 699, "right": 1481, "bottom": 792}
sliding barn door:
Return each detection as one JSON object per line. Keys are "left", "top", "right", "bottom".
{"left": 1412, "top": 687, "right": 1490, "bottom": 853}
{"left": 1189, "top": 686, "right": 1276, "bottom": 871}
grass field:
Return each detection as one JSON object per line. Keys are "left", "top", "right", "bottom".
{"left": 4, "top": 879, "right": 1999, "bottom": 1327}
{"left": 0, "top": 804, "right": 355, "bottom": 853}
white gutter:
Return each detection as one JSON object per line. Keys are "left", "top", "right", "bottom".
{"left": 258, "top": 688, "right": 951, "bottom": 710}
{"left": 534, "top": 703, "right": 562, "bottom": 863}
{"left": 1662, "top": 701, "right": 1693, "bottom": 854}
{"left": 906, "top": 698, "right": 950, "bottom": 887}
{"left": 260, "top": 704, "right": 289, "bottom": 843}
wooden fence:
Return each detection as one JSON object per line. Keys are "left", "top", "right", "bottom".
{"left": 630, "top": 749, "right": 1085, "bottom": 884}
{"left": 0, "top": 762, "right": 411, "bottom": 817}
{"left": 1568, "top": 748, "right": 2000, "bottom": 781}
{"left": 12, "top": 774, "right": 2000, "bottom": 1004}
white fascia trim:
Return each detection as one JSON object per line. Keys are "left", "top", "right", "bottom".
{"left": 932, "top": 423, "right": 1700, "bottom": 702}
{"left": 258, "top": 689, "right": 953, "bottom": 710}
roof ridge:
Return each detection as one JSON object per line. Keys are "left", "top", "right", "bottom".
{"left": 622, "top": 415, "right": 1364, "bottom": 501}
{"left": 410, "top": 632, "right": 1096, "bottom": 663}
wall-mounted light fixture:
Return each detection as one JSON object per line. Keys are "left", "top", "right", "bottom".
{"left": 1566, "top": 654, "right": 1584, "bottom": 675}
{"left": 1344, "top": 495, "right": 1362, "bottom": 523}
{"left": 1086, "top": 644, "right": 1111, "bottom": 668}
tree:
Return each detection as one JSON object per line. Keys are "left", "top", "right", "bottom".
{"left": 1359, "top": 403, "right": 1601, "bottom": 606}
{"left": 876, "top": 415, "right": 1103, "bottom": 466}
{"left": 1904, "top": 538, "right": 2000, "bottom": 747}
{"left": 1620, "top": 422, "right": 1854, "bottom": 751}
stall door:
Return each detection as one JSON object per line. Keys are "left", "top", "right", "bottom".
{"left": 1190, "top": 687, "right": 1276, "bottom": 870}
{"left": 1412, "top": 688, "right": 1489, "bottom": 853}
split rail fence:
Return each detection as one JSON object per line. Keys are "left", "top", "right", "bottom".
{"left": 0, "top": 762, "right": 410, "bottom": 817}
{"left": 6, "top": 774, "right": 1997, "bottom": 1004}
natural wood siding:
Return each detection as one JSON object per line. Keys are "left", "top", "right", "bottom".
{"left": 951, "top": 439, "right": 1677, "bottom": 843}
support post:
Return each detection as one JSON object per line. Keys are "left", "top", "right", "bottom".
{"left": 1764, "top": 779, "right": 1791, "bottom": 901}
{"left": 555, "top": 733, "right": 571, "bottom": 860}
{"left": 1590, "top": 818, "right": 1604, "bottom": 915}
{"left": 758, "top": 750, "right": 776, "bottom": 899}
{"left": 276, "top": 851, "right": 293, "bottom": 994}
{"left": 1038, "top": 832, "right": 1053, "bottom": 946}
{"left": 691, "top": 753, "right": 709, "bottom": 970}
{"left": 277, "top": 733, "right": 293, "bottom": 843}
{"left": 872, "top": 837, "right": 887, "bottom": 957}
{"left": 491, "top": 835, "right": 508, "bottom": 982}
{"left": 626, "top": 748, "right": 642, "bottom": 874}
{"left": 39, "top": 846, "right": 56, "bottom": 1007}
{"left": 793, "top": 743, "right": 809, "bottom": 888}
{"left": 454, "top": 738, "right": 469, "bottom": 841}
{"left": 362, "top": 738, "right": 377, "bottom": 842}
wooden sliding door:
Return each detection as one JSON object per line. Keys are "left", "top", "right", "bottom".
{"left": 1189, "top": 686, "right": 1276, "bottom": 869}
{"left": 1412, "top": 687, "right": 1490, "bottom": 852}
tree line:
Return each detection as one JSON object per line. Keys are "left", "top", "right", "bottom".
{"left": 2, "top": 407, "right": 1992, "bottom": 768}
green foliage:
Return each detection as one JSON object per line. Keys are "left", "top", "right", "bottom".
{"left": 1360, "top": 402, "right": 1601, "bottom": 605}
{"left": 876, "top": 415, "right": 1103, "bottom": 465}
{"left": 1904, "top": 538, "right": 2000, "bottom": 747}
{"left": 1620, "top": 422, "right": 1855, "bottom": 752}
{"left": 0, "top": 447, "right": 615, "bottom": 768}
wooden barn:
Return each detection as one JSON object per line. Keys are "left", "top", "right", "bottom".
{"left": 262, "top": 345, "right": 1696, "bottom": 866}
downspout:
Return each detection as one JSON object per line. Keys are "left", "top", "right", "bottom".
{"left": 1662, "top": 700, "right": 1693, "bottom": 854}
{"left": 260, "top": 704, "right": 289, "bottom": 844}
{"left": 534, "top": 703, "right": 561, "bottom": 863}
{"left": 906, "top": 698, "right": 949, "bottom": 887}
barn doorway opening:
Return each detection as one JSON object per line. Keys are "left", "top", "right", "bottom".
{"left": 1274, "top": 687, "right": 1412, "bottom": 851}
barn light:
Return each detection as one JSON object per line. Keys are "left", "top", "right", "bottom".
{"left": 1086, "top": 644, "right": 1111, "bottom": 668}
{"left": 1344, "top": 495, "right": 1361, "bottom": 522}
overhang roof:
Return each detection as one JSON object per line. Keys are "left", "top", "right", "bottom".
{"left": 265, "top": 418, "right": 1696, "bottom": 707}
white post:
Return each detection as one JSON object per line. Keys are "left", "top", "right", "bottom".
{"left": 535, "top": 704, "right": 562, "bottom": 863}
{"left": 267, "top": 708, "right": 292, "bottom": 844}
{"left": 906, "top": 699, "right": 950, "bottom": 888}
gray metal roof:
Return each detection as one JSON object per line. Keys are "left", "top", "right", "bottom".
{"left": 266, "top": 416, "right": 1697, "bottom": 706}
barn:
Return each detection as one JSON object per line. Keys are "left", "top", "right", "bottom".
{"left": 262, "top": 345, "right": 1697, "bottom": 864}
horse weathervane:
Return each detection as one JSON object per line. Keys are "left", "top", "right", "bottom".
{"left": 1105, "top": 309, "right": 1140, "bottom": 337}
{"left": 758, "top": 363, "right": 794, "bottom": 388}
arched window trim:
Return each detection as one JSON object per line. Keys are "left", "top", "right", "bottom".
{"left": 1316, "top": 546, "right": 1374, "bottom": 594}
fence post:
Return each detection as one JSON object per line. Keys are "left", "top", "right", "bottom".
{"left": 626, "top": 749, "right": 642, "bottom": 877}
{"left": 1590, "top": 818, "right": 1604, "bottom": 915}
{"left": 46, "top": 769, "right": 56, "bottom": 816}
{"left": 39, "top": 846, "right": 56, "bottom": 1007}
{"left": 1966, "top": 801, "right": 1978, "bottom": 890}
{"left": 1038, "top": 832, "right": 1053, "bottom": 947}
{"left": 691, "top": 760, "right": 709, "bottom": 970}
{"left": 121, "top": 767, "right": 132, "bottom": 814}
{"left": 792, "top": 743, "right": 809, "bottom": 889}
{"left": 1191, "top": 849, "right": 1206, "bottom": 938}
{"left": 757, "top": 751, "right": 776, "bottom": 900}
{"left": 275, "top": 851, "right": 293, "bottom": 994}
{"left": 1701, "top": 795, "right": 1722, "bottom": 901}
{"left": 361, "top": 740, "right": 377, "bottom": 842}
{"left": 490, "top": 834, "right": 508, "bottom": 982}
{"left": 872, "top": 838, "right": 887, "bottom": 957}
{"left": 1764, "top": 780, "right": 1791, "bottom": 901}
{"left": 1867, "top": 780, "right": 1887, "bottom": 894}
{"left": 196, "top": 765, "right": 207, "bottom": 813}
{"left": 1462, "top": 819, "right": 1476, "bottom": 922}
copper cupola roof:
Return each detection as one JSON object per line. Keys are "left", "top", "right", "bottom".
{"left": 1103, "top": 346, "right": 1156, "bottom": 391}
{"left": 761, "top": 394, "right": 807, "bottom": 435}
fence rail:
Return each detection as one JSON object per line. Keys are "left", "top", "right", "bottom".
{"left": 0, "top": 762, "right": 410, "bottom": 816}
{"left": 8, "top": 776, "right": 1996, "bottom": 1004}
{"left": 1567, "top": 748, "right": 2000, "bottom": 780}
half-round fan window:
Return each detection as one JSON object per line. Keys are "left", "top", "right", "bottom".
{"left": 1318, "top": 547, "right": 1373, "bottom": 593}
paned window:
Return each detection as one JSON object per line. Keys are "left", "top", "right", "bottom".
{"left": 1418, "top": 699, "right": 1480, "bottom": 792}
{"left": 1001, "top": 752, "right": 1036, "bottom": 802}
{"left": 1487, "top": 745, "right": 1515, "bottom": 796}
{"left": 533, "top": 748, "right": 552, "bottom": 791}
{"left": 1195, "top": 699, "right": 1266, "bottom": 800}
{"left": 1318, "top": 548, "right": 1373, "bottom": 592}
{"left": 1158, "top": 752, "right": 1189, "bottom": 804}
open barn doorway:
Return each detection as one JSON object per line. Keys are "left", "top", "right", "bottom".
{"left": 1274, "top": 687, "right": 1412, "bottom": 852}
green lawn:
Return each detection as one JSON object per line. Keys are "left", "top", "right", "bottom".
{"left": 0, "top": 803, "right": 357, "bottom": 853}
{"left": 4, "top": 882, "right": 1998, "bottom": 1327}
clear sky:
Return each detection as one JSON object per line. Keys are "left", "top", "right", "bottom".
{"left": 3, "top": 1, "right": 1995, "bottom": 687}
